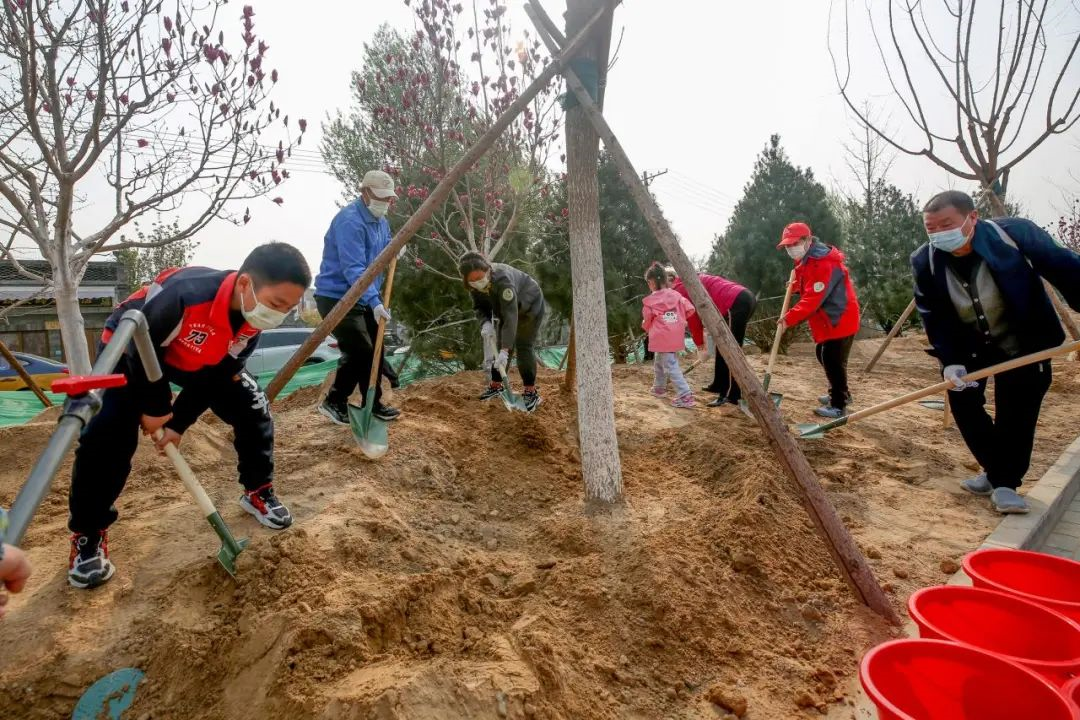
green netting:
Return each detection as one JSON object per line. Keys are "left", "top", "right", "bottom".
{"left": 0, "top": 338, "right": 699, "bottom": 428}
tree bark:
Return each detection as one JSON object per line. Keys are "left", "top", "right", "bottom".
{"left": 528, "top": 5, "right": 898, "bottom": 623}
{"left": 53, "top": 268, "right": 92, "bottom": 375}
{"left": 565, "top": 0, "right": 622, "bottom": 505}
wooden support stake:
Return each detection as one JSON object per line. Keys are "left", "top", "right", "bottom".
{"left": 527, "top": 2, "right": 898, "bottom": 623}
{"left": 863, "top": 298, "right": 918, "bottom": 374}
{"left": 0, "top": 339, "right": 52, "bottom": 407}
{"left": 264, "top": 0, "right": 616, "bottom": 402}
{"left": 943, "top": 393, "right": 952, "bottom": 429}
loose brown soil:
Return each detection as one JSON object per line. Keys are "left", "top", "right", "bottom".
{"left": 1, "top": 333, "right": 1077, "bottom": 719}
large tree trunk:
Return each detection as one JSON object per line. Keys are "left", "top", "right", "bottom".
{"left": 566, "top": 0, "right": 622, "bottom": 505}
{"left": 54, "top": 266, "right": 92, "bottom": 375}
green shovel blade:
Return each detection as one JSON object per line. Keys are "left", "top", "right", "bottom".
{"left": 206, "top": 511, "right": 248, "bottom": 578}
{"left": 918, "top": 399, "right": 946, "bottom": 411}
{"left": 349, "top": 390, "right": 389, "bottom": 459}
{"left": 500, "top": 384, "right": 528, "bottom": 412}
{"left": 795, "top": 423, "right": 827, "bottom": 439}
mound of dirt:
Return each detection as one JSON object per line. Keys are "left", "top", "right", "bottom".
{"left": 1, "top": 333, "right": 1077, "bottom": 719}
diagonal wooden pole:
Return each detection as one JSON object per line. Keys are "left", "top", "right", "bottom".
{"left": 265, "top": 0, "right": 616, "bottom": 402}
{"left": 863, "top": 297, "right": 917, "bottom": 374}
{"left": 526, "top": 1, "right": 898, "bottom": 623}
{"left": 0, "top": 338, "right": 52, "bottom": 407}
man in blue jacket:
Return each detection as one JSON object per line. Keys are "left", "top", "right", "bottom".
{"left": 315, "top": 170, "right": 401, "bottom": 425}
{"left": 912, "top": 190, "right": 1080, "bottom": 514}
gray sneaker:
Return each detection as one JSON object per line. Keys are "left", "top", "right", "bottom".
{"left": 961, "top": 472, "right": 993, "bottom": 496}
{"left": 991, "top": 487, "right": 1029, "bottom": 514}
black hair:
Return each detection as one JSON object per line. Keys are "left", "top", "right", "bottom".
{"left": 458, "top": 251, "right": 491, "bottom": 285}
{"left": 924, "top": 190, "right": 975, "bottom": 215}
{"left": 645, "top": 261, "right": 670, "bottom": 289}
{"left": 239, "top": 242, "right": 312, "bottom": 288}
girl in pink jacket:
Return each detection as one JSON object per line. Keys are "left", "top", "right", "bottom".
{"left": 642, "top": 262, "right": 696, "bottom": 408}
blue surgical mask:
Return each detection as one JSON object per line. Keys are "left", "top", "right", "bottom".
{"left": 928, "top": 218, "right": 973, "bottom": 253}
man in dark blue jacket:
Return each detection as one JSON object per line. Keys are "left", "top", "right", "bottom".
{"left": 913, "top": 190, "right": 1080, "bottom": 514}
{"left": 314, "top": 170, "right": 401, "bottom": 425}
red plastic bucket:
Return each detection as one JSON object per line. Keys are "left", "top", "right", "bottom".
{"left": 964, "top": 549, "right": 1080, "bottom": 623}
{"left": 909, "top": 585, "right": 1080, "bottom": 685}
{"left": 860, "top": 639, "right": 1078, "bottom": 720}
{"left": 1066, "top": 676, "right": 1080, "bottom": 713}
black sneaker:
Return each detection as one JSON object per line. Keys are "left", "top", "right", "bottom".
{"left": 68, "top": 531, "right": 115, "bottom": 589}
{"left": 240, "top": 483, "right": 293, "bottom": 529}
{"left": 707, "top": 396, "right": 735, "bottom": 408}
{"left": 318, "top": 397, "right": 349, "bottom": 426}
{"left": 523, "top": 390, "right": 542, "bottom": 413}
{"left": 479, "top": 385, "right": 503, "bottom": 401}
{"left": 373, "top": 403, "right": 400, "bottom": 422}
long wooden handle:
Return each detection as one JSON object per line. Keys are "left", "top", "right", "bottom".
{"left": 154, "top": 431, "right": 217, "bottom": 518}
{"left": 847, "top": 340, "right": 1080, "bottom": 425}
{"left": 766, "top": 269, "right": 797, "bottom": 375}
{"left": 0, "top": 338, "right": 52, "bottom": 407}
{"left": 863, "top": 297, "right": 917, "bottom": 373}
{"left": 366, "top": 256, "right": 399, "bottom": 390}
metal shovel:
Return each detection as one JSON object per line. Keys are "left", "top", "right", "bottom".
{"left": 490, "top": 319, "right": 527, "bottom": 412}
{"left": 350, "top": 257, "right": 399, "bottom": 459}
{"left": 155, "top": 431, "right": 248, "bottom": 577}
{"left": 796, "top": 340, "right": 1080, "bottom": 439}
{"left": 761, "top": 269, "right": 796, "bottom": 408}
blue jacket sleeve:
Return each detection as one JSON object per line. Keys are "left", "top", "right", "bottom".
{"left": 1001, "top": 219, "right": 1080, "bottom": 311}
{"left": 911, "top": 247, "right": 964, "bottom": 369}
{"left": 333, "top": 216, "right": 383, "bottom": 308}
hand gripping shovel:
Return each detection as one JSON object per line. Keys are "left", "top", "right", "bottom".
{"left": 762, "top": 269, "right": 797, "bottom": 408}
{"left": 490, "top": 318, "right": 528, "bottom": 412}
{"left": 153, "top": 431, "right": 248, "bottom": 577}
{"left": 796, "top": 340, "right": 1080, "bottom": 439}
{"left": 349, "top": 256, "right": 398, "bottom": 458}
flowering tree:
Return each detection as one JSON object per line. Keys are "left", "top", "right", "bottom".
{"left": 0, "top": 1, "right": 304, "bottom": 373}
{"left": 323, "top": 1, "right": 562, "bottom": 272}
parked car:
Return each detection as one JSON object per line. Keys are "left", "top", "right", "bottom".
{"left": 0, "top": 352, "right": 69, "bottom": 391}
{"left": 244, "top": 328, "right": 341, "bottom": 375}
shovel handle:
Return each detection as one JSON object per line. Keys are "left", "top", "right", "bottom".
{"left": 803, "top": 340, "right": 1080, "bottom": 436}
{"left": 366, "top": 256, "right": 399, "bottom": 390}
{"left": 154, "top": 431, "right": 217, "bottom": 518}
{"left": 766, "top": 270, "right": 797, "bottom": 376}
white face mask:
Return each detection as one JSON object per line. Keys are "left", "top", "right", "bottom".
{"left": 241, "top": 281, "right": 288, "bottom": 330}
{"left": 786, "top": 241, "right": 809, "bottom": 261}
{"left": 927, "top": 217, "right": 973, "bottom": 253}
{"left": 469, "top": 274, "right": 491, "bottom": 291}
{"left": 368, "top": 198, "right": 390, "bottom": 218}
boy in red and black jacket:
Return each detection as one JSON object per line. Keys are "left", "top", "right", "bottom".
{"left": 67, "top": 243, "right": 311, "bottom": 589}
{"left": 777, "top": 222, "right": 861, "bottom": 419}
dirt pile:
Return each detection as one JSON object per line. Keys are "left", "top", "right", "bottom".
{"left": 1, "top": 333, "right": 1077, "bottom": 719}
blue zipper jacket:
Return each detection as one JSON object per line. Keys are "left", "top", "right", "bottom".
{"left": 314, "top": 200, "right": 391, "bottom": 307}
{"left": 911, "top": 217, "right": 1080, "bottom": 368}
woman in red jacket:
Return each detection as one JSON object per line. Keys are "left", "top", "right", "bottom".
{"left": 777, "top": 222, "right": 861, "bottom": 418}
{"left": 669, "top": 269, "right": 757, "bottom": 407}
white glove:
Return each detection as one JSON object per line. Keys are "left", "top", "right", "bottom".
{"left": 943, "top": 364, "right": 978, "bottom": 391}
{"left": 397, "top": 245, "right": 408, "bottom": 260}
{"left": 495, "top": 348, "right": 509, "bottom": 375}
{"left": 373, "top": 304, "right": 392, "bottom": 323}
{"left": 480, "top": 321, "right": 496, "bottom": 339}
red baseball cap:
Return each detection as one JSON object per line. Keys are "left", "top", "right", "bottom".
{"left": 777, "top": 222, "right": 812, "bottom": 248}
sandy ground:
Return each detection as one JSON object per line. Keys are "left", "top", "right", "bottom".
{"left": 1, "top": 333, "right": 1078, "bottom": 719}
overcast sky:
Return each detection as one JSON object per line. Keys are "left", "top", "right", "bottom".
{"left": 14, "top": 0, "right": 1080, "bottom": 275}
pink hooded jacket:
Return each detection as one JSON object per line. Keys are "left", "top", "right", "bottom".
{"left": 642, "top": 287, "right": 695, "bottom": 353}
